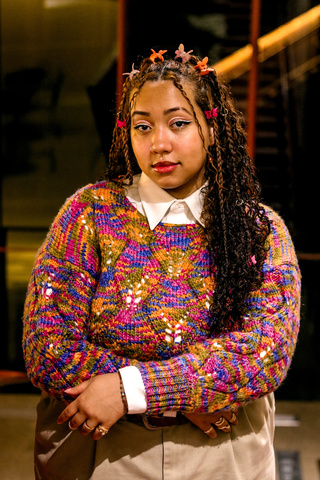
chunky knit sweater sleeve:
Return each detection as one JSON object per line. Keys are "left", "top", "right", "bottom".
{"left": 23, "top": 186, "right": 135, "bottom": 399}
{"left": 138, "top": 207, "right": 301, "bottom": 414}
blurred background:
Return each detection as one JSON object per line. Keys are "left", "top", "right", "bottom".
{"left": 0, "top": 0, "right": 319, "bottom": 478}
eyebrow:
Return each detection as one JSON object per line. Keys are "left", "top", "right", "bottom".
{"left": 132, "top": 111, "right": 150, "bottom": 117}
{"left": 131, "top": 107, "right": 192, "bottom": 117}
{"left": 164, "top": 107, "right": 192, "bottom": 115}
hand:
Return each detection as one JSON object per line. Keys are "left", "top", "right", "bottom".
{"left": 57, "top": 373, "right": 126, "bottom": 440}
{"left": 183, "top": 406, "right": 238, "bottom": 439}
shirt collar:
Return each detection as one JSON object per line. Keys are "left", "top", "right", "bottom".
{"left": 138, "top": 172, "right": 206, "bottom": 230}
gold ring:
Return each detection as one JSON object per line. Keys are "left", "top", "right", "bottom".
{"left": 214, "top": 417, "right": 231, "bottom": 432}
{"left": 230, "top": 413, "right": 237, "bottom": 423}
{"left": 204, "top": 426, "right": 214, "bottom": 435}
{"left": 96, "top": 425, "right": 109, "bottom": 436}
{"left": 83, "top": 421, "right": 95, "bottom": 431}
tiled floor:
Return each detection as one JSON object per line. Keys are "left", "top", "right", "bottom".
{"left": 0, "top": 393, "right": 319, "bottom": 480}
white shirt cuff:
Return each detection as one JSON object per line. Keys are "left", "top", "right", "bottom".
{"left": 118, "top": 366, "right": 147, "bottom": 414}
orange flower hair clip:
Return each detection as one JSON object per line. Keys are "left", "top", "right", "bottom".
{"left": 149, "top": 49, "right": 167, "bottom": 63}
{"left": 195, "top": 57, "right": 215, "bottom": 76}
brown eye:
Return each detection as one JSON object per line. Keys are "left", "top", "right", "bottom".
{"left": 133, "top": 124, "right": 151, "bottom": 132}
{"left": 171, "top": 120, "right": 191, "bottom": 129}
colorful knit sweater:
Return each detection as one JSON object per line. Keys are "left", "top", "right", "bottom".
{"left": 23, "top": 181, "right": 301, "bottom": 414}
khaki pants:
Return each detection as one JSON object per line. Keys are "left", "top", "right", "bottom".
{"left": 35, "top": 393, "right": 275, "bottom": 480}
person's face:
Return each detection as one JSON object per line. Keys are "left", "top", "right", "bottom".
{"left": 130, "top": 80, "right": 214, "bottom": 199}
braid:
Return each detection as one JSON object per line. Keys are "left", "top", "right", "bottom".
{"left": 213, "top": 121, "right": 229, "bottom": 269}
{"left": 106, "top": 79, "right": 140, "bottom": 184}
{"left": 120, "top": 126, "right": 134, "bottom": 182}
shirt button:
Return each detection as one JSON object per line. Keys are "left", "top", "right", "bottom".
{"left": 175, "top": 203, "right": 184, "bottom": 210}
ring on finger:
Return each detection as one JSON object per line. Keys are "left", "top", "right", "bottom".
{"left": 83, "top": 421, "right": 95, "bottom": 432}
{"left": 230, "top": 413, "right": 237, "bottom": 423}
{"left": 68, "top": 421, "right": 77, "bottom": 431}
{"left": 96, "top": 425, "right": 109, "bottom": 436}
{"left": 204, "top": 426, "right": 214, "bottom": 435}
{"left": 214, "top": 416, "right": 231, "bottom": 432}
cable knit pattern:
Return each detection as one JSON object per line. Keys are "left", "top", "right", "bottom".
{"left": 23, "top": 181, "right": 300, "bottom": 414}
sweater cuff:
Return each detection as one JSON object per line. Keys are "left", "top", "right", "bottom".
{"left": 137, "top": 359, "right": 191, "bottom": 414}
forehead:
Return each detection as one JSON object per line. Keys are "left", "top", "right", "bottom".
{"left": 131, "top": 79, "right": 196, "bottom": 110}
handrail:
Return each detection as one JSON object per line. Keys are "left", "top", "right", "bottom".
{"left": 214, "top": 5, "right": 320, "bottom": 82}
{"left": 247, "top": 0, "right": 261, "bottom": 160}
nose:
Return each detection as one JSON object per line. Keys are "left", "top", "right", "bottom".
{"left": 150, "top": 126, "right": 172, "bottom": 154}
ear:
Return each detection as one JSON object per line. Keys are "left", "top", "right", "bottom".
{"left": 208, "top": 127, "right": 214, "bottom": 146}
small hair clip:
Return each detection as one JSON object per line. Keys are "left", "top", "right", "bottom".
{"left": 149, "top": 49, "right": 167, "bottom": 63}
{"left": 248, "top": 255, "right": 257, "bottom": 266}
{"left": 204, "top": 108, "right": 218, "bottom": 119}
{"left": 123, "top": 63, "right": 140, "bottom": 79}
{"left": 117, "top": 119, "right": 127, "bottom": 129}
{"left": 174, "top": 43, "right": 193, "bottom": 63}
{"left": 195, "top": 57, "right": 215, "bottom": 76}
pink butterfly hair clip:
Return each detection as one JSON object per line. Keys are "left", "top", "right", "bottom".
{"left": 174, "top": 44, "right": 193, "bottom": 63}
{"left": 195, "top": 57, "right": 215, "bottom": 76}
{"left": 117, "top": 119, "right": 127, "bottom": 129}
{"left": 204, "top": 108, "right": 218, "bottom": 119}
{"left": 149, "top": 49, "right": 167, "bottom": 63}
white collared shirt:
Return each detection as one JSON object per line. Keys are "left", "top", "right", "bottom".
{"left": 124, "top": 172, "right": 205, "bottom": 229}
{"left": 119, "top": 173, "right": 207, "bottom": 414}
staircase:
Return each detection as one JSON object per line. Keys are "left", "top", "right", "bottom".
{"left": 207, "top": 1, "right": 296, "bottom": 220}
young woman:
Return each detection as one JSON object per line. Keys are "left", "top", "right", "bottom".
{"left": 23, "top": 45, "right": 301, "bottom": 480}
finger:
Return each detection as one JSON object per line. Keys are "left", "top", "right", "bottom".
{"left": 68, "top": 420, "right": 78, "bottom": 431}
{"left": 80, "top": 420, "right": 97, "bottom": 436}
{"left": 91, "top": 425, "right": 109, "bottom": 440}
{"left": 221, "top": 410, "right": 238, "bottom": 425}
{"left": 214, "top": 416, "right": 231, "bottom": 433}
{"left": 64, "top": 380, "right": 90, "bottom": 397}
{"left": 67, "top": 411, "right": 87, "bottom": 431}
{"left": 230, "top": 404, "right": 239, "bottom": 424}
{"left": 57, "top": 403, "right": 79, "bottom": 425}
{"left": 203, "top": 425, "right": 217, "bottom": 439}
{"left": 229, "top": 412, "right": 238, "bottom": 425}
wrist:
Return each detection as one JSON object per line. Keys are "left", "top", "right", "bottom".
{"left": 118, "top": 371, "right": 128, "bottom": 413}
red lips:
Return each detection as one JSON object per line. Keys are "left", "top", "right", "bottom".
{"left": 153, "top": 162, "right": 178, "bottom": 173}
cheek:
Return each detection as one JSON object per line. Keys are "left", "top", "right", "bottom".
{"left": 186, "top": 133, "right": 207, "bottom": 159}
{"left": 130, "top": 139, "right": 141, "bottom": 161}
{"left": 131, "top": 136, "right": 148, "bottom": 157}
{"left": 131, "top": 140, "right": 149, "bottom": 172}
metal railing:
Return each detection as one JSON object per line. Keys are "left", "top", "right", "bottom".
{"left": 213, "top": 5, "right": 320, "bottom": 82}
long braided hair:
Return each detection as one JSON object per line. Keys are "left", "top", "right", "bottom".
{"left": 105, "top": 50, "right": 270, "bottom": 334}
